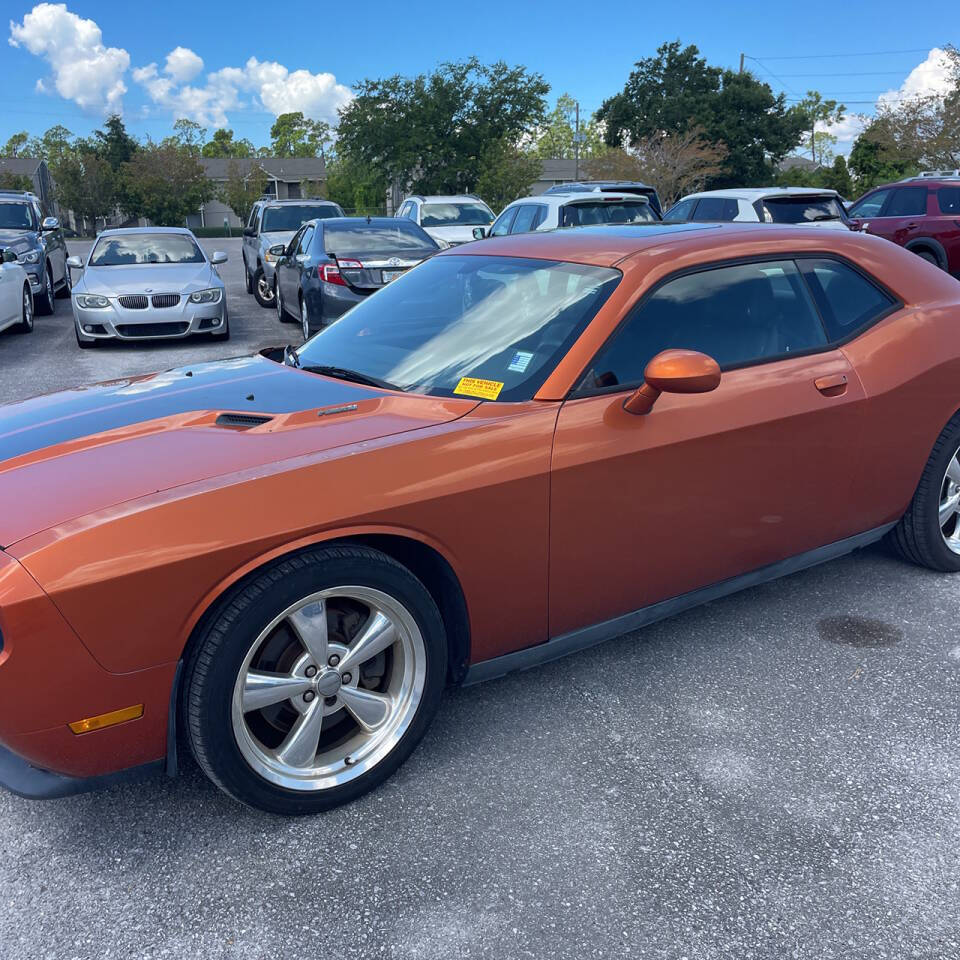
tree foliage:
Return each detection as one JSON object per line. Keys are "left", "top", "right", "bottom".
{"left": 475, "top": 139, "right": 543, "bottom": 212}
{"left": 51, "top": 152, "right": 116, "bottom": 225}
{"left": 597, "top": 42, "right": 807, "bottom": 187}
{"left": 120, "top": 143, "right": 212, "bottom": 225}
{"left": 337, "top": 58, "right": 548, "bottom": 195}
{"left": 2, "top": 132, "right": 30, "bottom": 158}
{"left": 325, "top": 155, "right": 388, "bottom": 214}
{"left": 220, "top": 161, "right": 268, "bottom": 223}
{"left": 202, "top": 128, "right": 256, "bottom": 158}
{"left": 533, "top": 94, "right": 605, "bottom": 160}
{"left": 270, "top": 113, "right": 332, "bottom": 159}
{"left": 0, "top": 171, "right": 33, "bottom": 191}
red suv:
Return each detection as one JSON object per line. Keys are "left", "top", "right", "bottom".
{"left": 847, "top": 174, "right": 960, "bottom": 277}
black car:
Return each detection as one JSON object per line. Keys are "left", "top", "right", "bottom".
{"left": 0, "top": 190, "right": 69, "bottom": 314}
{"left": 272, "top": 217, "right": 441, "bottom": 340}
{"left": 543, "top": 181, "right": 663, "bottom": 217}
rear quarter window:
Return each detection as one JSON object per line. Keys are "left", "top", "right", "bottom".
{"left": 798, "top": 259, "right": 896, "bottom": 341}
{"left": 937, "top": 188, "right": 960, "bottom": 215}
{"left": 692, "top": 197, "right": 739, "bottom": 221}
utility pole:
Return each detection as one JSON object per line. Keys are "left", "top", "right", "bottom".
{"left": 574, "top": 100, "right": 581, "bottom": 181}
{"left": 739, "top": 53, "right": 744, "bottom": 74}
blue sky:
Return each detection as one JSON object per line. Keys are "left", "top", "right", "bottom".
{"left": 2, "top": 1, "right": 956, "bottom": 154}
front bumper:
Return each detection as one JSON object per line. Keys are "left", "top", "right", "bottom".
{"left": 25, "top": 265, "right": 43, "bottom": 292}
{"left": 72, "top": 293, "right": 226, "bottom": 341}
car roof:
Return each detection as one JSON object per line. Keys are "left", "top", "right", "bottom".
{"left": 503, "top": 192, "right": 651, "bottom": 211}
{"left": 407, "top": 195, "right": 486, "bottom": 204}
{"left": 258, "top": 198, "right": 340, "bottom": 206}
{"left": 316, "top": 217, "right": 422, "bottom": 227}
{"left": 96, "top": 226, "right": 197, "bottom": 237}
{"left": 545, "top": 181, "right": 656, "bottom": 193}
{"left": 681, "top": 187, "right": 840, "bottom": 202}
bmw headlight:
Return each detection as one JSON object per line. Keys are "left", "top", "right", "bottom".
{"left": 18, "top": 250, "right": 40, "bottom": 265}
{"left": 188, "top": 287, "right": 222, "bottom": 304}
{"left": 75, "top": 293, "right": 110, "bottom": 309}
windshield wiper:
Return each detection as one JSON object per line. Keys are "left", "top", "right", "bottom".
{"left": 299, "top": 364, "right": 403, "bottom": 392}
{"left": 808, "top": 213, "right": 840, "bottom": 222}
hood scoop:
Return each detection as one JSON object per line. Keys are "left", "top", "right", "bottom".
{"left": 214, "top": 413, "right": 274, "bottom": 430}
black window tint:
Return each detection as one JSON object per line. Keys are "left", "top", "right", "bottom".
{"left": 799, "top": 259, "right": 895, "bottom": 340}
{"left": 885, "top": 187, "right": 928, "bottom": 217}
{"left": 692, "top": 197, "right": 738, "bottom": 221}
{"left": 532, "top": 205, "right": 548, "bottom": 229}
{"left": 665, "top": 198, "right": 696, "bottom": 221}
{"left": 937, "top": 187, "right": 960, "bottom": 214}
{"left": 490, "top": 207, "right": 518, "bottom": 236}
{"left": 583, "top": 260, "right": 827, "bottom": 390}
{"left": 511, "top": 204, "right": 540, "bottom": 234}
{"left": 848, "top": 189, "right": 890, "bottom": 218}
{"left": 761, "top": 196, "right": 844, "bottom": 224}
{"left": 297, "top": 225, "right": 314, "bottom": 254}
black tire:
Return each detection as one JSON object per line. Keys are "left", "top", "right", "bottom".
{"left": 914, "top": 249, "right": 941, "bottom": 268}
{"left": 15, "top": 284, "right": 33, "bottom": 333}
{"left": 55, "top": 266, "right": 71, "bottom": 298}
{"left": 244, "top": 258, "right": 254, "bottom": 294}
{"left": 36, "top": 264, "right": 55, "bottom": 315}
{"left": 182, "top": 545, "right": 447, "bottom": 815}
{"left": 889, "top": 412, "right": 960, "bottom": 572}
{"left": 253, "top": 266, "right": 274, "bottom": 308}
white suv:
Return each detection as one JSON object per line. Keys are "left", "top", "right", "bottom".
{"left": 396, "top": 195, "right": 494, "bottom": 246}
{"left": 665, "top": 187, "right": 851, "bottom": 229}
{"left": 478, "top": 191, "right": 658, "bottom": 238}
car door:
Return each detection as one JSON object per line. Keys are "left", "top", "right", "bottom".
{"left": 510, "top": 204, "right": 541, "bottom": 235}
{"left": 0, "top": 260, "right": 16, "bottom": 327}
{"left": 548, "top": 256, "right": 868, "bottom": 637}
{"left": 292, "top": 224, "right": 315, "bottom": 299}
{"left": 863, "top": 186, "right": 929, "bottom": 248}
{"left": 489, "top": 206, "right": 519, "bottom": 236}
{"left": 277, "top": 224, "right": 306, "bottom": 304}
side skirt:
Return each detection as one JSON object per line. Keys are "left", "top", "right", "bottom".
{"left": 463, "top": 523, "right": 895, "bottom": 686}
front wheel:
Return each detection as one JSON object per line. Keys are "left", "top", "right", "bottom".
{"left": 15, "top": 284, "right": 33, "bottom": 333}
{"left": 254, "top": 267, "right": 275, "bottom": 308}
{"left": 183, "top": 545, "right": 447, "bottom": 814}
{"left": 36, "top": 264, "right": 55, "bottom": 315}
{"left": 889, "top": 412, "right": 960, "bottom": 572}
{"left": 244, "top": 258, "right": 254, "bottom": 294}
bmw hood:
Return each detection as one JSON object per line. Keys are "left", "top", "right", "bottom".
{"left": 78, "top": 262, "right": 219, "bottom": 296}
{"left": 0, "top": 354, "right": 478, "bottom": 546}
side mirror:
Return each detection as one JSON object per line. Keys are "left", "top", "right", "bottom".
{"left": 211, "top": 250, "right": 228, "bottom": 264}
{"left": 65, "top": 255, "right": 83, "bottom": 270}
{"left": 472, "top": 227, "right": 487, "bottom": 240}
{"left": 2, "top": 248, "right": 17, "bottom": 263}
{"left": 623, "top": 349, "right": 721, "bottom": 415}
{"left": 41, "top": 216, "right": 60, "bottom": 232}
{"left": 268, "top": 243, "right": 286, "bottom": 257}
{"left": 243, "top": 227, "right": 255, "bottom": 238}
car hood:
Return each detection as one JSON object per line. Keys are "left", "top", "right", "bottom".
{"left": 260, "top": 231, "right": 295, "bottom": 249}
{"left": 0, "top": 354, "right": 478, "bottom": 546}
{"left": 0, "top": 228, "right": 38, "bottom": 253}
{"left": 77, "top": 262, "right": 218, "bottom": 296}
{"left": 423, "top": 225, "right": 486, "bottom": 245}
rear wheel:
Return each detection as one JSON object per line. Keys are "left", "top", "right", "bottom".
{"left": 15, "top": 284, "right": 33, "bottom": 333}
{"left": 36, "top": 264, "right": 55, "bottom": 315}
{"left": 183, "top": 545, "right": 447, "bottom": 814}
{"left": 254, "top": 266, "right": 275, "bottom": 308}
{"left": 300, "top": 294, "right": 310, "bottom": 341}
{"left": 889, "top": 413, "right": 960, "bottom": 572}
{"left": 915, "top": 249, "right": 940, "bottom": 268}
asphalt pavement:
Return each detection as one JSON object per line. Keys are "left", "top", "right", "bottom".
{"left": 0, "top": 238, "right": 958, "bottom": 959}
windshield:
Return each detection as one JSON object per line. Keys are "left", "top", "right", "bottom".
{"left": 89, "top": 234, "right": 205, "bottom": 266}
{"left": 560, "top": 200, "right": 655, "bottom": 227}
{"left": 421, "top": 202, "right": 493, "bottom": 227}
{"left": 0, "top": 202, "right": 35, "bottom": 231}
{"left": 324, "top": 222, "right": 438, "bottom": 257}
{"left": 263, "top": 204, "right": 339, "bottom": 232}
{"left": 296, "top": 255, "right": 620, "bottom": 401}
{"left": 761, "top": 197, "right": 844, "bottom": 223}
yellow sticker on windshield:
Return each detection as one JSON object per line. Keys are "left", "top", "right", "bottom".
{"left": 454, "top": 377, "right": 504, "bottom": 400}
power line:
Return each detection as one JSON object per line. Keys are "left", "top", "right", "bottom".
{"left": 764, "top": 70, "right": 925, "bottom": 77}
{"left": 747, "top": 47, "right": 933, "bottom": 60}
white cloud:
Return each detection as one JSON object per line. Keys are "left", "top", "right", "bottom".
{"left": 165, "top": 46, "right": 203, "bottom": 84}
{"left": 878, "top": 48, "right": 955, "bottom": 108}
{"left": 8, "top": 3, "right": 129, "bottom": 113}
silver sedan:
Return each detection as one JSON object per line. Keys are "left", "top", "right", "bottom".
{"left": 68, "top": 227, "right": 229, "bottom": 348}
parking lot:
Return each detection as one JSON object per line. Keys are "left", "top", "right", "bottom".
{"left": 1, "top": 239, "right": 959, "bottom": 960}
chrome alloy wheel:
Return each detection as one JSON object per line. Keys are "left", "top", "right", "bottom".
{"left": 275, "top": 279, "right": 283, "bottom": 320}
{"left": 231, "top": 587, "right": 426, "bottom": 791}
{"left": 301, "top": 296, "right": 309, "bottom": 341}
{"left": 939, "top": 445, "right": 960, "bottom": 554}
{"left": 45, "top": 268, "right": 54, "bottom": 307}
{"left": 22, "top": 286, "right": 33, "bottom": 329}
{"left": 258, "top": 273, "right": 275, "bottom": 304}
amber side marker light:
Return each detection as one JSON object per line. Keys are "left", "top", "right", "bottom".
{"left": 68, "top": 704, "right": 144, "bottom": 735}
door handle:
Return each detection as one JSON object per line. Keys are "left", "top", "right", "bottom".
{"left": 815, "top": 373, "right": 848, "bottom": 397}
{"left": 905, "top": 222, "right": 919, "bottom": 229}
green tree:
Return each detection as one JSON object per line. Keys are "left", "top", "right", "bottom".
{"left": 120, "top": 142, "right": 213, "bottom": 225}
{"left": 50, "top": 152, "right": 116, "bottom": 227}
{"left": 220, "top": 161, "right": 268, "bottom": 223}
{"left": 534, "top": 94, "right": 605, "bottom": 160}
{"left": 202, "top": 128, "right": 255, "bottom": 158}
{"left": 597, "top": 42, "right": 807, "bottom": 187}
{"left": 171, "top": 119, "right": 207, "bottom": 157}
{"left": 270, "top": 113, "right": 332, "bottom": 158}
{"left": 795, "top": 91, "right": 847, "bottom": 166}
{"left": 0, "top": 171, "right": 33, "bottom": 191}
{"left": 2, "top": 132, "right": 30, "bottom": 157}
{"left": 27, "top": 125, "right": 75, "bottom": 165}
{"left": 324, "top": 154, "right": 388, "bottom": 214}
{"left": 474, "top": 139, "right": 542, "bottom": 212}
{"left": 91, "top": 115, "right": 139, "bottom": 171}
{"left": 337, "top": 58, "right": 549, "bottom": 195}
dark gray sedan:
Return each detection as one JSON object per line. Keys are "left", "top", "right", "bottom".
{"left": 272, "top": 218, "right": 440, "bottom": 339}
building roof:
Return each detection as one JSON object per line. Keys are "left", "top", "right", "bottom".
{"left": 0, "top": 157, "right": 43, "bottom": 177}
{"left": 777, "top": 156, "right": 821, "bottom": 173}
{"left": 199, "top": 157, "right": 327, "bottom": 182}
{"left": 538, "top": 158, "right": 579, "bottom": 180}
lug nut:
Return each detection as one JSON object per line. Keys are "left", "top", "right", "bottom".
{"left": 303, "top": 691, "right": 315, "bottom": 702}
{"left": 324, "top": 696, "right": 338, "bottom": 706}
{"left": 341, "top": 672, "right": 352, "bottom": 684}
{"left": 305, "top": 665, "right": 317, "bottom": 678}
{"left": 328, "top": 654, "right": 340, "bottom": 667}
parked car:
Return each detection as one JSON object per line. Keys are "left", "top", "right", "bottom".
{"left": 544, "top": 180, "right": 663, "bottom": 217}
{"left": 665, "top": 187, "right": 851, "bottom": 229}
{"left": 0, "top": 247, "right": 33, "bottom": 335}
{"left": 68, "top": 227, "right": 228, "bottom": 347}
{"left": 477, "top": 191, "right": 659, "bottom": 239}
{"left": 3, "top": 223, "right": 960, "bottom": 814}
{"left": 272, "top": 217, "right": 440, "bottom": 340}
{"left": 846, "top": 173, "right": 960, "bottom": 275}
{"left": 0, "top": 189, "right": 69, "bottom": 314}
{"left": 242, "top": 198, "right": 345, "bottom": 308}
{"left": 395, "top": 195, "right": 494, "bottom": 246}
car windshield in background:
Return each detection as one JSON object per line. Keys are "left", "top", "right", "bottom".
{"left": 89, "top": 234, "right": 205, "bottom": 266}
{"left": 0, "top": 202, "right": 35, "bottom": 230}
{"left": 324, "top": 223, "right": 439, "bottom": 257}
{"left": 262, "top": 205, "right": 339, "bottom": 232}
{"left": 297, "top": 255, "right": 620, "bottom": 401}
{"left": 421, "top": 203, "right": 493, "bottom": 227}
{"left": 560, "top": 201, "right": 655, "bottom": 227}
{"left": 761, "top": 197, "right": 844, "bottom": 223}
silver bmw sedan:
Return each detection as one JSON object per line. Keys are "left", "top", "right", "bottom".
{"left": 67, "top": 227, "right": 228, "bottom": 348}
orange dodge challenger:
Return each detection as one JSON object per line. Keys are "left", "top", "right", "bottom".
{"left": 2, "top": 223, "right": 960, "bottom": 814}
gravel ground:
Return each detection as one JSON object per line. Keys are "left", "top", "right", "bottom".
{"left": 0, "top": 238, "right": 958, "bottom": 959}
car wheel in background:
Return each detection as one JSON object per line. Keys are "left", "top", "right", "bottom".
{"left": 55, "top": 266, "right": 71, "bottom": 298}
{"left": 37, "top": 264, "right": 55, "bottom": 315}
{"left": 890, "top": 412, "right": 960, "bottom": 572}
{"left": 300, "top": 294, "right": 311, "bottom": 341}
{"left": 254, "top": 267, "right": 275, "bottom": 308}
{"left": 914, "top": 249, "right": 941, "bottom": 268}
{"left": 15, "top": 284, "right": 33, "bottom": 333}
{"left": 244, "top": 258, "right": 254, "bottom": 294}
{"left": 182, "top": 544, "right": 447, "bottom": 815}
{"left": 275, "top": 278, "right": 286, "bottom": 321}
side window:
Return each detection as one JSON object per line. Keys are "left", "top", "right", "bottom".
{"left": 490, "top": 207, "right": 518, "bottom": 236}
{"left": 665, "top": 198, "right": 696, "bottom": 221}
{"left": 848, "top": 189, "right": 890, "bottom": 218}
{"left": 287, "top": 225, "right": 306, "bottom": 255}
{"left": 799, "top": 259, "right": 895, "bottom": 341}
{"left": 691, "top": 197, "right": 739, "bottom": 222}
{"left": 253, "top": 207, "right": 263, "bottom": 233}
{"left": 885, "top": 187, "right": 928, "bottom": 217}
{"left": 581, "top": 260, "right": 827, "bottom": 391}
{"left": 297, "top": 225, "right": 314, "bottom": 254}
{"left": 407, "top": 203, "right": 419, "bottom": 222}
{"left": 397, "top": 203, "right": 409, "bottom": 218}
{"left": 937, "top": 188, "right": 960, "bottom": 215}
{"left": 511, "top": 204, "right": 540, "bottom": 234}
{"left": 531, "top": 205, "right": 548, "bottom": 229}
